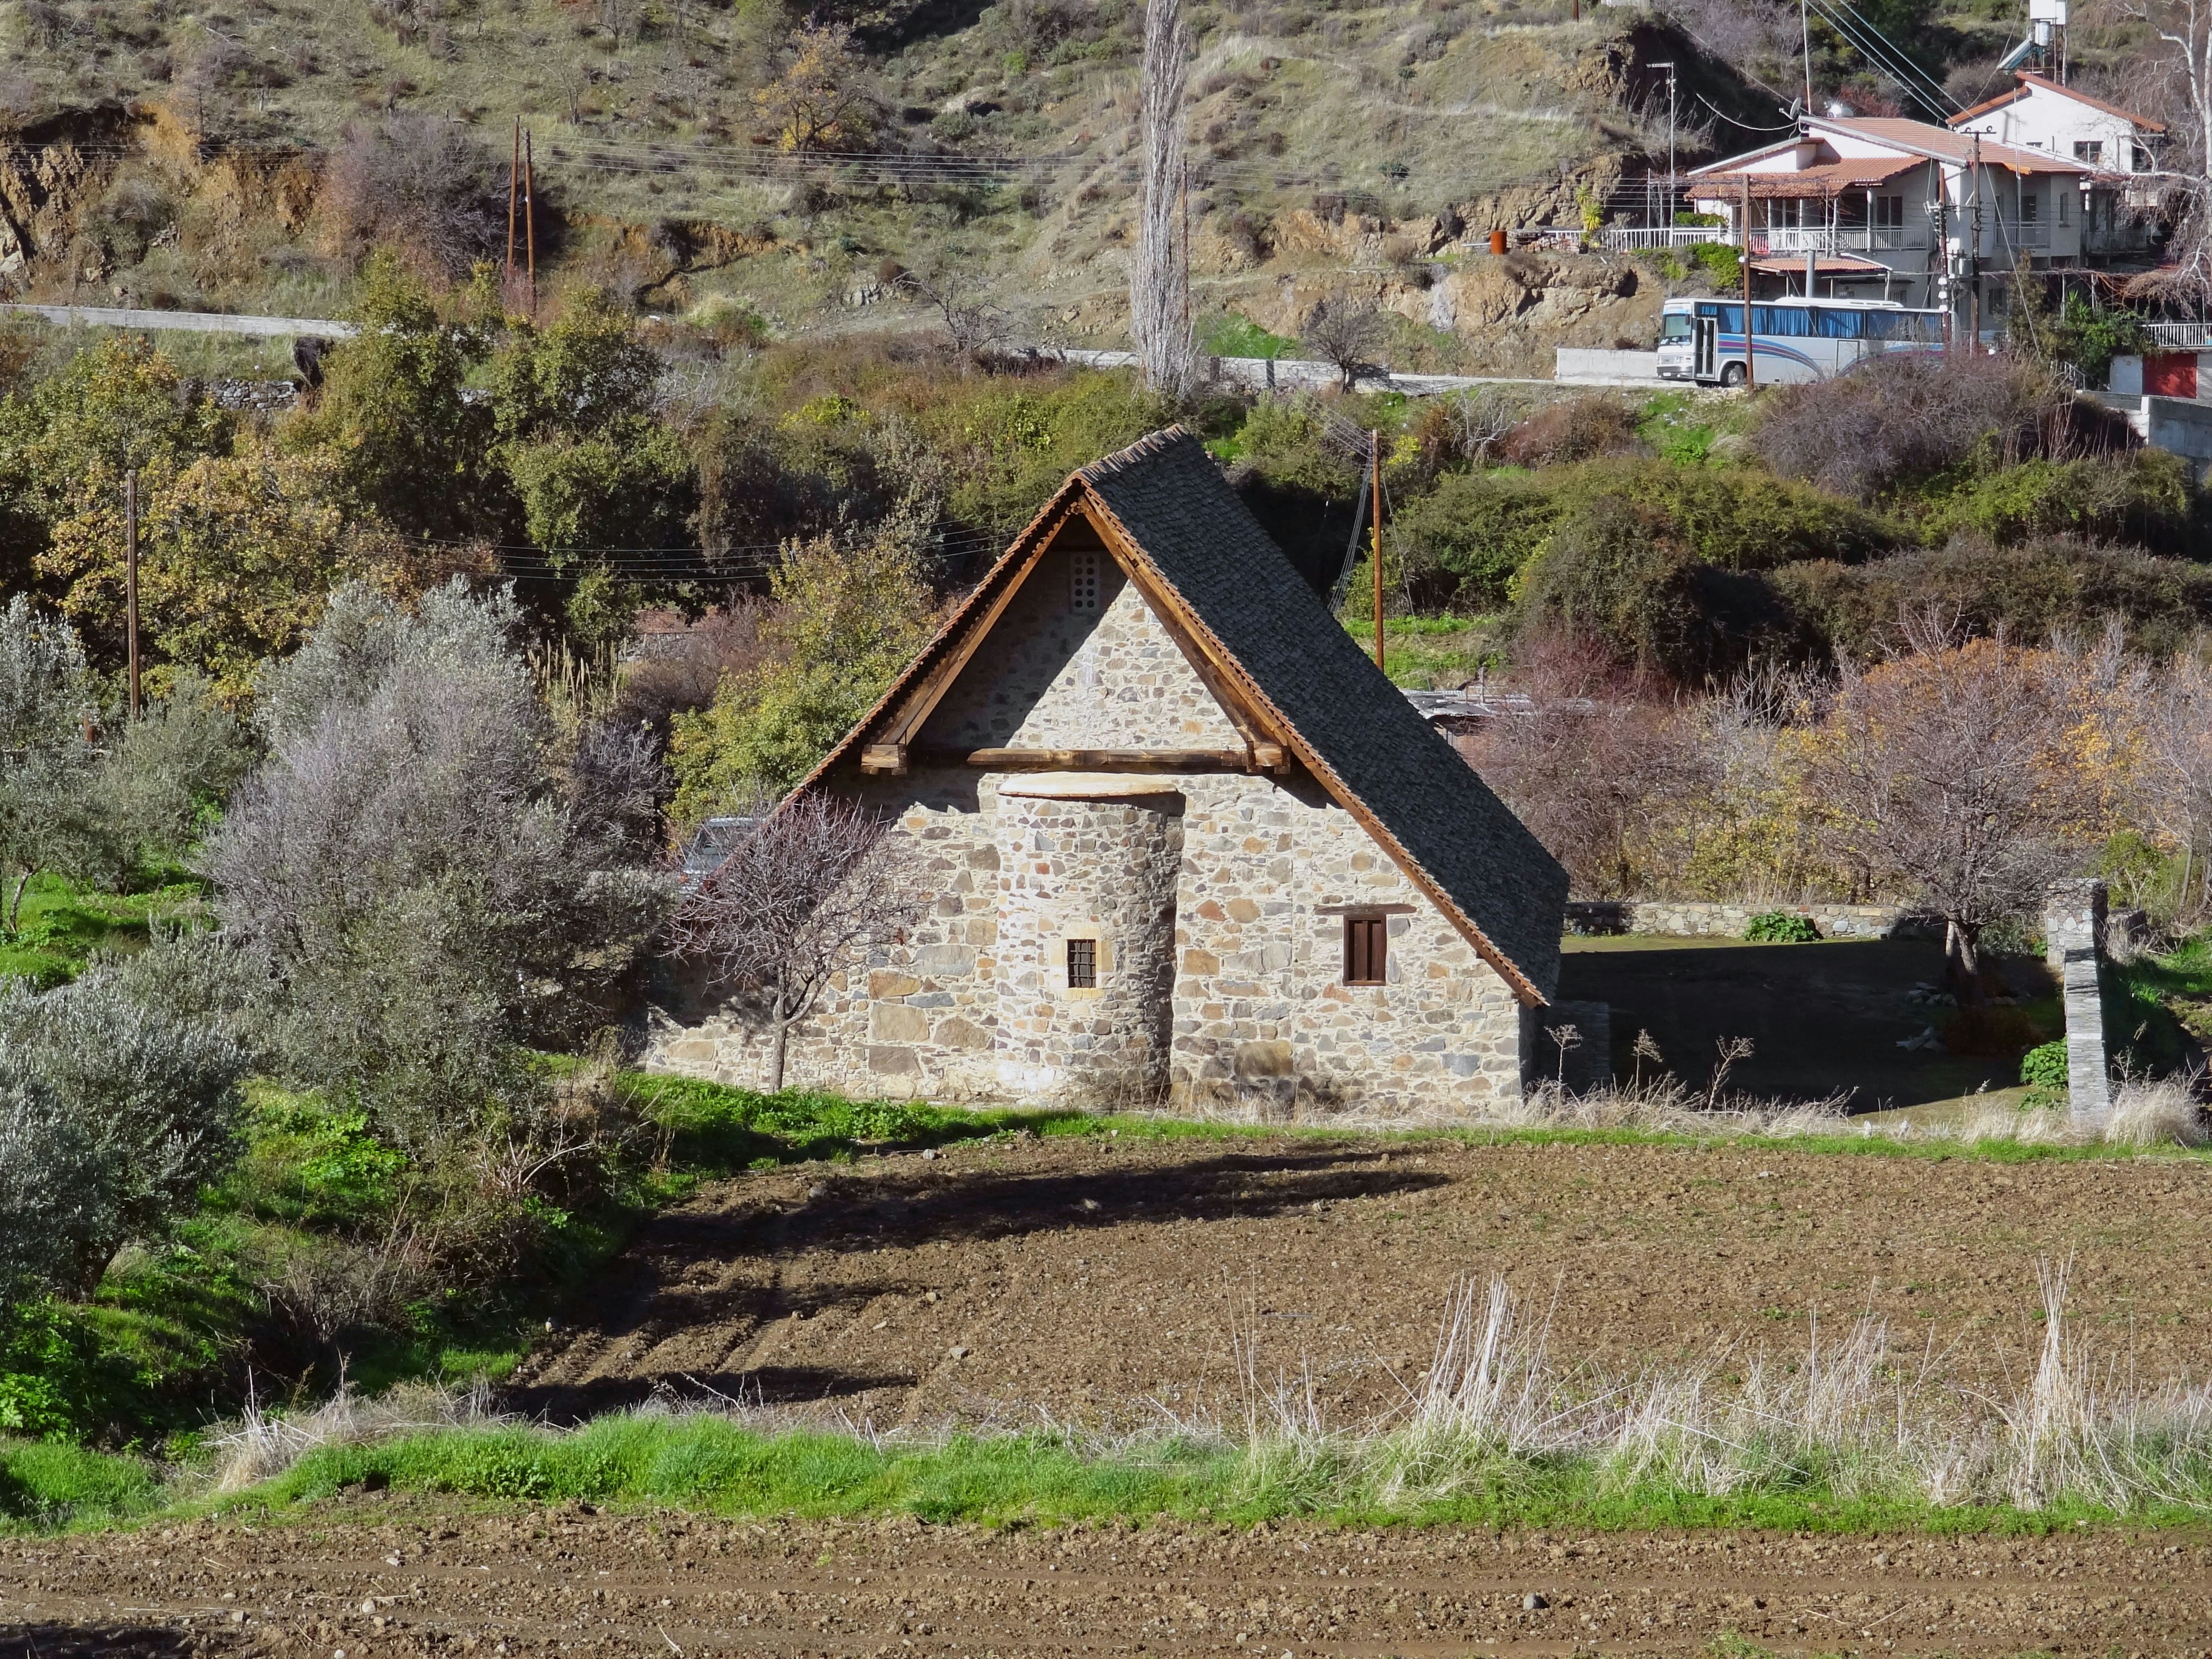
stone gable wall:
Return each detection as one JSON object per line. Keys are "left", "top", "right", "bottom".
{"left": 929, "top": 541, "right": 1247, "bottom": 752}
{"left": 642, "top": 533, "right": 1531, "bottom": 1118}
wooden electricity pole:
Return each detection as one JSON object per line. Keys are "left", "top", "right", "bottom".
{"left": 1370, "top": 427, "right": 1385, "bottom": 674}
{"left": 523, "top": 128, "right": 537, "bottom": 317}
{"left": 506, "top": 118, "right": 520, "bottom": 278}
{"left": 123, "top": 468, "right": 141, "bottom": 719}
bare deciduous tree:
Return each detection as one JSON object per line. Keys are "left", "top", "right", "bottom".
{"left": 895, "top": 263, "right": 1009, "bottom": 363}
{"left": 1131, "top": 0, "right": 1195, "bottom": 397}
{"left": 667, "top": 793, "right": 926, "bottom": 1092}
{"left": 1798, "top": 611, "right": 2100, "bottom": 1002}
{"left": 1459, "top": 632, "right": 1713, "bottom": 897}
{"left": 1302, "top": 298, "right": 1390, "bottom": 392}
{"left": 2136, "top": 650, "right": 2212, "bottom": 918}
{"left": 2129, "top": 0, "right": 2212, "bottom": 304}
{"left": 324, "top": 114, "right": 509, "bottom": 279}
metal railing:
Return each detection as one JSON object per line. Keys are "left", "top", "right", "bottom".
{"left": 1750, "top": 226, "right": 1926, "bottom": 255}
{"left": 1988, "top": 221, "right": 2051, "bottom": 249}
{"left": 1592, "top": 225, "right": 1733, "bottom": 250}
{"left": 2145, "top": 321, "right": 2212, "bottom": 348}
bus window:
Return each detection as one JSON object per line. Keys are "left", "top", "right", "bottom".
{"left": 1815, "top": 308, "right": 1865, "bottom": 338}
{"left": 1660, "top": 312, "right": 1692, "bottom": 340}
{"left": 1751, "top": 305, "right": 1812, "bottom": 336}
{"left": 1696, "top": 302, "right": 1744, "bottom": 332}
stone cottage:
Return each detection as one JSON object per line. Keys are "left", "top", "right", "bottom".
{"left": 646, "top": 427, "right": 1569, "bottom": 1115}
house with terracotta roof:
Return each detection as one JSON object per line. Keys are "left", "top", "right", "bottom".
{"left": 1688, "top": 112, "right": 2093, "bottom": 323}
{"left": 1949, "top": 72, "right": 2165, "bottom": 249}
{"left": 646, "top": 427, "right": 1570, "bottom": 1115}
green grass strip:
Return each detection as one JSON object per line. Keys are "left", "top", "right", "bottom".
{"left": 14, "top": 1418, "right": 2212, "bottom": 1537}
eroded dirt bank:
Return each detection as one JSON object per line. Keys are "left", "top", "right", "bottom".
{"left": 5, "top": 1500, "right": 2210, "bottom": 1656}
{"left": 510, "top": 1131, "right": 2212, "bottom": 1426}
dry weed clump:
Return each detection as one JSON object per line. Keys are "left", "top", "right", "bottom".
{"left": 1228, "top": 1263, "right": 2212, "bottom": 1516}
{"left": 1477, "top": 1073, "right": 2205, "bottom": 1150}
{"left": 206, "top": 1375, "right": 506, "bottom": 1493}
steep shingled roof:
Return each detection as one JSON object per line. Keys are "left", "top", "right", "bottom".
{"left": 804, "top": 426, "right": 1567, "bottom": 1003}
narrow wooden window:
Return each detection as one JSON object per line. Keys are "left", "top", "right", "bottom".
{"left": 1066, "top": 937, "right": 1097, "bottom": 988}
{"left": 1343, "top": 917, "right": 1387, "bottom": 986}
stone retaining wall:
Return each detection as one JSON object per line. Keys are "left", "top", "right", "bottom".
{"left": 1565, "top": 899, "right": 1937, "bottom": 940}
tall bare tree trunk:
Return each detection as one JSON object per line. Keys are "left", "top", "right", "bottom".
{"left": 768, "top": 983, "right": 791, "bottom": 1093}
{"left": 1132, "top": 0, "right": 1194, "bottom": 397}
{"left": 1945, "top": 917, "right": 1985, "bottom": 1007}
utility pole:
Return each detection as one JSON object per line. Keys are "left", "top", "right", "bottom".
{"left": 1800, "top": 0, "right": 1813, "bottom": 113}
{"left": 506, "top": 118, "right": 520, "bottom": 279}
{"left": 1740, "top": 171, "right": 1756, "bottom": 389}
{"left": 1651, "top": 62, "right": 1677, "bottom": 236}
{"left": 523, "top": 128, "right": 537, "bottom": 317}
{"left": 1370, "top": 428, "right": 1385, "bottom": 674}
{"left": 123, "top": 469, "right": 141, "bottom": 720}
{"left": 1968, "top": 136, "right": 1982, "bottom": 352}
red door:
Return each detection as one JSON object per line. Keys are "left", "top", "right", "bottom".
{"left": 2144, "top": 353, "right": 2199, "bottom": 397}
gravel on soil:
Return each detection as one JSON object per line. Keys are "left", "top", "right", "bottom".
{"left": 5, "top": 1497, "right": 2211, "bottom": 1656}
{"left": 507, "top": 1130, "right": 2212, "bottom": 1426}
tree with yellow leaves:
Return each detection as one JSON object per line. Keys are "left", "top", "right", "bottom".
{"left": 751, "top": 23, "right": 881, "bottom": 153}
{"left": 36, "top": 442, "right": 421, "bottom": 702}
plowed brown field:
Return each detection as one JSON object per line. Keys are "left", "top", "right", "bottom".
{"left": 509, "top": 1130, "right": 2212, "bottom": 1425}
{"left": 7, "top": 1499, "right": 2212, "bottom": 1655}
{"left": 16, "top": 1130, "right": 2212, "bottom": 1658}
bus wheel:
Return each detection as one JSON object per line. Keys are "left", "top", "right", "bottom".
{"left": 1719, "top": 362, "right": 1747, "bottom": 388}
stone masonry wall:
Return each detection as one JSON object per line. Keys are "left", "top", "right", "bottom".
{"left": 1564, "top": 899, "right": 1935, "bottom": 940}
{"left": 641, "top": 529, "right": 1532, "bottom": 1116}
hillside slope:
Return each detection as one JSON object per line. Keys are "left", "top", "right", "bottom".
{"left": 0, "top": 0, "right": 1783, "bottom": 372}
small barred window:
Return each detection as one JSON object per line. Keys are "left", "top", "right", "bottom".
{"left": 1066, "top": 938, "right": 1097, "bottom": 989}
{"left": 1069, "top": 551, "right": 1101, "bottom": 613}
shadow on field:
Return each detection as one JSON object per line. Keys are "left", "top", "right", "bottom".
{"left": 0, "top": 1624, "right": 233, "bottom": 1656}
{"left": 506, "top": 1147, "right": 1446, "bottom": 1424}
{"left": 1558, "top": 936, "right": 2058, "bottom": 1108}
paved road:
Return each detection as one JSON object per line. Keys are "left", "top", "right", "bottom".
{"left": 0, "top": 302, "right": 354, "bottom": 338}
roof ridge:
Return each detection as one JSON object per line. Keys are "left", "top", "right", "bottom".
{"left": 1077, "top": 423, "right": 1195, "bottom": 482}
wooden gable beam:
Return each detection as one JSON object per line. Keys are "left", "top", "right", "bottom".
{"left": 855, "top": 499, "right": 1082, "bottom": 775}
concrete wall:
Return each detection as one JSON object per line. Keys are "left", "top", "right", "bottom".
{"left": 643, "top": 536, "right": 1532, "bottom": 1118}
{"left": 1554, "top": 347, "right": 1667, "bottom": 387}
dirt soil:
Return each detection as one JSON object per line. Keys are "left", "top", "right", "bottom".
{"left": 508, "top": 1132, "right": 2212, "bottom": 1426}
{"left": 9, "top": 1497, "right": 2212, "bottom": 1656}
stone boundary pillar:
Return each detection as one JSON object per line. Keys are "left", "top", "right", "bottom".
{"left": 2043, "top": 879, "right": 2111, "bottom": 1124}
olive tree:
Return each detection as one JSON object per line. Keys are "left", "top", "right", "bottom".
{"left": 0, "top": 939, "right": 252, "bottom": 1302}
{"left": 206, "top": 581, "right": 669, "bottom": 1151}
{"left": 0, "top": 596, "right": 103, "bottom": 930}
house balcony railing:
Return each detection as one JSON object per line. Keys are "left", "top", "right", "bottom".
{"left": 1513, "top": 225, "right": 1734, "bottom": 249}
{"left": 1987, "top": 221, "right": 2051, "bottom": 249}
{"left": 1748, "top": 226, "right": 1926, "bottom": 255}
{"left": 2145, "top": 321, "right": 2212, "bottom": 349}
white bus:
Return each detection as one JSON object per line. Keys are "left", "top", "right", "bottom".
{"left": 1656, "top": 297, "right": 1948, "bottom": 387}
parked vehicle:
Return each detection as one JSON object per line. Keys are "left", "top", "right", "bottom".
{"left": 1656, "top": 297, "right": 1948, "bottom": 386}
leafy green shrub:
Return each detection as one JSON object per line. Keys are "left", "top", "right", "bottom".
{"left": 1391, "top": 469, "right": 1562, "bottom": 611}
{"left": 1744, "top": 911, "right": 1820, "bottom": 943}
{"left": 1511, "top": 496, "right": 1709, "bottom": 674}
{"left": 1769, "top": 537, "right": 2212, "bottom": 661}
{"left": 1912, "top": 450, "right": 2195, "bottom": 554}
{"left": 1558, "top": 460, "right": 1898, "bottom": 571}
{"left": 2020, "top": 1039, "right": 2069, "bottom": 1095}
{"left": 1688, "top": 241, "right": 1741, "bottom": 288}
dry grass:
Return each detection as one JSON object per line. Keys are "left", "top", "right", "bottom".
{"left": 204, "top": 1375, "right": 507, "bottom": 1494}
{"left": 1226, "top": 1260, "right": 2212, "bottom": 1516}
